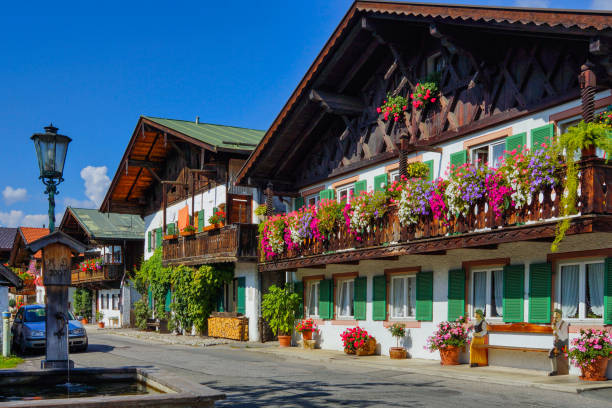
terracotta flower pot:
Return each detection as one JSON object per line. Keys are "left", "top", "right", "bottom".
{"left": 98, "top": 322, "right": 105, "bottom": 329}
{"left": 278, "top": 335, "right": 291, "bottom": 347}
{"left": 81, "top": 318, "right": 88, "bottom": 325}
{"left": 580, "top": 357, "right": 609, "bottom": 381}
{"left": 356, "top": 338, "right": 377, "bottom": 356}
{"left": 389, "top": 347, "right": 407, "bottom": 359}
{"left": 439, "top": 345, "right": 460, "bottom": 365}
{"left": 302, "top": 331, "right": 313, "bottom": 341}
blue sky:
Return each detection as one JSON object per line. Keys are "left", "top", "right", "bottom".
{"left": 0, "top": 0, "right": 608, "bottom": 228}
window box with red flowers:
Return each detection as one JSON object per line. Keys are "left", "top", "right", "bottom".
{"left": 410, "top": 75, "right": 439, "bottom": 111}
{"left": 180, "top": 225, "right": 196, "bottom": 237}
{"left": 208, "top": 210, "right": 226, "bottom": 228}
{"left": 377, "top": 94, "right": 408, "bottom": 123}
{"left": 341, "top": 327, "right": 377, "bottom": 356}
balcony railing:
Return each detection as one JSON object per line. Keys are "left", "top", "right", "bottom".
{"left": 162, "top": 223, "right": 258, "bottom": 266}
{"left": 71, "top": 263, "right": 124, "bottom": 285}
{"left": 259, "top": 160, "right": 612, "bottom": 270}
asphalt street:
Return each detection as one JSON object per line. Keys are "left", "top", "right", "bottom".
{"left": 22, "top": 331, "right": 612, "bottom": 407}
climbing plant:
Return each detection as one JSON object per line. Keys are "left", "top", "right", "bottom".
{"left": 73, "top": 287, "right": 92, "bottom": 319}
{"left": 134, "top": 248, "right": 172, "bottom": 318}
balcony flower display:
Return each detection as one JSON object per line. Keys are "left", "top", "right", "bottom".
{"left": 286, "top": 207, "right": 315, "bottom": 248}
{"left": 343, "top": 190, "right": 389, "bottom": 237}
{"left": 445, "top": 163, "right": 488, "bottom": 218}
{"left": 594, "top": 105, "right": 612, "bottom": 126}
{"left": 79, "top": 257, "right": 102, "bottom": 273}
{"left": 392, "top": 176, "right": 432, "bottom": 227}
{"left": 261, "top": 215, "right": 286, "bottom": 260}
{"left": 377, "top": 94, "right": 408, "bottom": 122}
{"left": 410, "top": 76, "right": 439, "bottom": 110}
{"left": 566, "top": 329, "right": 612, "bottom": 381}
{"left": 314, "top": 199, "right": 343, "bottom": 240}
{"left": 208, "top": 210, "right": 226, "bottom": 225}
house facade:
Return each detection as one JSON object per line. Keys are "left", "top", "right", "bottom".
{"left": 0, "top": 264, "right": 22, "bottom": 341}
{"left": 236, "top": 3, "right": 612, "bottom": 376}
{"left": 9, "top": 227, "right": 50, "bottom": 305}
{"left": 58, "top": 207, "right": 144, "bottom": 327}
{"left": 101, "top": 116, "right": 265, "bottom": 340}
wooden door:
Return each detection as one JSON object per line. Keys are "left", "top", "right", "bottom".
{"left": 227, "top": 194, "right": 252, "bottom": 224}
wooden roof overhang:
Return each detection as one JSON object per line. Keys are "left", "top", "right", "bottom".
{"left": 236, "top": 1, "right": 612, "bottom": 190}
{"left": 59, "top": 209, "right": 91, "bottom": 245}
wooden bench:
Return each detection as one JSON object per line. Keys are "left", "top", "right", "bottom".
{"left": 146, "top": 318, "right": 169, "bottom": 333}
{"left": 473, "top": 322, "right": 553, "bottom": 353}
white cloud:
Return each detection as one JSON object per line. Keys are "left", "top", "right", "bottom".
{"left": 22, "top": 214, "right": 49, "bottom": 228}
{"left": 80, "top": 166, "right": 111, "bottom": 207}
{"left": 2, "top": 186, "right": 28, "bottom": 206}
{"left": 0, "top": 210, "right": 24, "bottom": 227}
{"left": 591, "top": 0, "right": 612, "bottom": 10}
{"left": 514, "top": 0, "right": 550, "bottom": 7}
{"left": 63, "top": 197, "right": 96, "bottom": 209}
{"left": 0, "top": 210, "right": 52, "bottom": 228}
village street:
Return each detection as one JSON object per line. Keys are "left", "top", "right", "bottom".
{"left": 19, "top": 330, "right": 612, "bottom": 408}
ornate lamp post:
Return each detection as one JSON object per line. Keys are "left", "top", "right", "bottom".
{"left": 31, "top": 124, "right": 72, "bottom": 231}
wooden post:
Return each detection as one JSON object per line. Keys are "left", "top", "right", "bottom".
{"left": 265, "top": 182, "right": 274, "bottom": 217}
{"left": 191, "top": 171, "right": 196, "bottom": 225}
{"left": 579, "top": 63, "right": 597, "bottom": 159}
{"left": 399, "top": 133, "right": 409, "bottom": 179}
{"left": 162, "top": 183, "right": 167, "bottom": 234}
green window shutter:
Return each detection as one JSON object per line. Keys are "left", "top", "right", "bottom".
{"left": 604, "top": 258, "right": 612, "bottom": 325}
{"left": 319, "top": 190, "right": 327, "bottom": 200}
{"left": 447, "top": 269, "right": 465, "bottom": 321}
{"left": 294, "top": 197, "right": 304, "bottom": 211}
{"left": 294, "top": 281, "right": 304, "bottom": 318}
{"left": 167, "top": 223, "right": 175, "bottom": 235}
{"left": 450, "top": 150, "right": 468, "bottom": 170}
{"left": 198, "top": 210, "right": 205, "bottom": 231}
{"left": 530, "top": 123, "right": 554, "bottom": 150}
{"left": 503, "top": 264, "right": 525, "bottom": 323}
{"left": 374, "top": 174, "right": 388, "bottom": 192}
{"left": 319, "top": 189, "right": 335, "bottom": 201}
{"left": 148, "top": 287, "right": 153, "bottom": 309}
{"left": 147, "top": 231, "right": 151, "bottom": 252}
{"left": 372, "top": 275, "right": 387, "bottom": 321}
{"left": 354, "top": 180, "right": 367, "bottom": 196}
{"left": 416, "top": 271, "right": 433, "bottom": 321}
{"left": 164, "top": 290, "right": 172, "bottom": 312}
{"left": 424, "top": 160, "right": 434, "bottom": 181}
{"left": 318, "top": 279, "right": 333, "bottom": 319}
{"left": 237, "top": 277, "right": 246, "bottom": 315}
{"left": 529, "top": 263, "right": 552, "bottom": 323}
{"left": 505, "top": 132, "right": 526, "bottom": 156}
{"left": 155, "top": 228, "right": 162, "bottom": 247}
{"left": 353, "top": 276, "right": 367, "bottom": 320}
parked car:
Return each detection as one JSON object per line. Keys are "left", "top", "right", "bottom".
{"left": 11, "top": 304, "right": 88, "bottom": 354}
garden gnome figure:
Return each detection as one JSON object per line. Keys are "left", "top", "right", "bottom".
{"left": 548, "top": 308, "right": 569, "bottom": 376}
{"left": 469, "top": 309, "right": 488, "bottom": 367}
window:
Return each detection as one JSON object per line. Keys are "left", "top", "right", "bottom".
{"left": 427, "top": 52, "right": 446, "bottom": 75}
{"left": 557, "top": 261, "right": 605, "bottom": 320}
{"left": 470, "top": 268, "right": 504, "bottom": 318}
{"left": 306, "top": 280, "right": 320, "bottom": 317}
{"left": 219, "top": 279, "right": 237, "bottom": 313}
{"left": 336, "top": 184, "right": 355, "bottom": 204}
{"left": 389, "top": 170, "right": 400, "bottom": 183}
{"left": 305, "top": 194, "right": 319, "bottom": 208}
{"left": 336, "top": 278, "right": 354, "bottom": 318}
{"left": 390, "top": 275, "right": 416, "bottom": 318}
{"left": 112, "top": 294, "right": 119, "bottom": 310}
{"left": 471, "top": 140, "right": 506, "bottom": 169}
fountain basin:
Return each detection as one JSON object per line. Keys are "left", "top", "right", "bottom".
{"left": 0, "top": 367, "right": 224, "bottom": 407}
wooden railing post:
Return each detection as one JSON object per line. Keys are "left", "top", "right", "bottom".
{"left": 579, "top": 63, "right": 597, "bottom": 159}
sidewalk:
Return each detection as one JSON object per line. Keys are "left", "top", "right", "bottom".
{"left": 235, "top": 343, "right": 612, "bottom": 394}
{"left": 87, "top": 325, "right": 237, "bottom": 347}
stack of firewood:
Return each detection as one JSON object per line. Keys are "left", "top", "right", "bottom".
{"left": 208, "top": 316, "right": 248, "bottom": 341}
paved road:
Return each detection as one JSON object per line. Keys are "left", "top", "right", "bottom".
{"left": 22, "top": 331, "right": 612, "bottom": 407}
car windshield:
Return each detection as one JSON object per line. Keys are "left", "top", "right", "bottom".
{"left": 23, "top": 308, "right": 77, "bottom": 322}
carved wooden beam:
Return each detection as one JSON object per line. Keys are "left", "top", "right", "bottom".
{"left": 145, "top": 167, "right": 162, "bottom": 183}
{"left": 127, "top": 159, "right": 163, "bottom": 168}
{"left": 338, "top": 39, "right": 380, "bottom": 92}
{"left": 429, "top": 23, "right": 458, "bottom": 55}
{"left": 309, "top": 89, "right": 365, "bottom": 116}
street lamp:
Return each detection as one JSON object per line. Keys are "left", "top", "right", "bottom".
{"left": 31, "top": 124, "right": 71, "bottom": 231}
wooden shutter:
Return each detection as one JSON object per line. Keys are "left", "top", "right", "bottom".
{"left": 147, "top": 231, "right": 151, "bottom": 252}
{"left": 530, "top": 123, "right": 554, "bottom": 150}
{"left": 148, "top": 287, "right": 153, "bottom": 309}
{"left": 198, "top": 210, "right": 205, "bottom": 231}
{"left": 416, "top": 271, "right": 433, "bottom": 321}
{"left": 294, "top": 197, "right": 304, "bottom": 211}
{"left": 505, "top": 132, "right": 526, "bottom": 155}
{"left": 319, "top": 189, "right": 335, "bottom": 201}
{"left": 354, "top": 180, "right": 367, "bottom": 196}
{"left": 424, "top": 160, "right": 434, "bottom": 181}
{"left": 167, "top": 223, "right": 175, "bottom": 235}
{"left": 529, "top": 263, "right": 552, "bottom": 323}
{"left": 294, "top": 281, "right": 304, "bottom": 318}
{"left": 372, "top": 275, "right": 387, "bottom": 321}
{"left": 604, "top": 258, "right": 612, "bottom": 325}
{"left": 503, "top": 264, "right": 524, "bottom": 322}
{"left": 447, "top": 269, "right": 465, "bottom": 321}
{"left": 353, "top": 276, "right": 367, "bottom": 320}
{"left": 236, "top": 277, "right": 246, "bottom": 315}
{"left": 164, "top": 290, "right": 172, "bottom": 312}
{"left": 155, "top": 228, "right": 162, "bottom": 247}
{"left": 374, "top": 174, "right": 388, "bottom": 192}
{"left": 318, "top": 279, "right": 333, "bottom": 319}
{"left": 450, "top": 150, "right": 468, "bottom": 170}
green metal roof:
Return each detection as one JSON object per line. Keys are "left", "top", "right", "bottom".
{"left": 68, "top": 208, "right": 145, "bottom": 241}
{"left": 143, "top": 116, "right": 265, "bottom": 152}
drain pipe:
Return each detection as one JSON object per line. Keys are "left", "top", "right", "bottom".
{"left": 2, "top": 311, "right": 10, "bottom": 357}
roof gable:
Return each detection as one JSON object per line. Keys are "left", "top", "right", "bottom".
{"left": 0, "top": 228, "right": 18, "bottom": 251}
{"left": 62, "top": 207, "right": 144, "bottom": 241}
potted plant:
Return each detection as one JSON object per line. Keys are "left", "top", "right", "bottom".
{"left": 410, "top": 73, "right": 439, "bottom": 111}
{"left": 341, "top": 327, "right": 377, "bottom": 356}
{"left": 180, "top": 225, "right": 196, "bottom": 237}
{"left": 96, "top": 311, "right": 105, "bottom": 328}
{"left": 295, "top": 318, "right": 317, "bottom": 341}
{"left": 255, "top": 204, "right": 267, "bottom": 221}
{"left": 377, "top": 93, "right": 408, "bottom": 122}
{"left": 208, "top": 210, "right": 226, "bottom": 227}
{"left": 567, "top": 329, "right": 612, "bottom": 381}
{"left": 388, "top": 323, "right": 407, "bottom": 359}
{"left": 426, "top": 317, "right": 470, "bottom": 365}
{"left": 261, "top": 285, "right": 300, "bottom": 347}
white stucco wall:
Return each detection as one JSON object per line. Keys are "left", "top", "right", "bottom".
{"left": 97, "top": 288, "right": 121, "bottom": 327}
{"left": 234, "top": 262, "right": 260, "bottom": 342}
{"left": 0, "top": 286, "right": 7, "bottom": 342}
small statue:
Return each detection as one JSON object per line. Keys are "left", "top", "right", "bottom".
{"left": 469, "top": 309, "right": 488, "bottom": 367}
{"left": 548, "top": 308, "right": 568, "bottom": 376}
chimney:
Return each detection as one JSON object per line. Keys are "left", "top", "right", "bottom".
{"left": 195, "top": 116, "right": 200, "bottom": 124}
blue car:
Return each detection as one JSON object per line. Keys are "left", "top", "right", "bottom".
{"left": 11, "top": 304, "right": 88, "bottom": 354}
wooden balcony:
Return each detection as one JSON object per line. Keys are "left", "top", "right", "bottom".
{"left": 71, "top": 264, "right": 124, "bottom": 285}
{"left": 259, "top": 159, "right": 612, "bottom": 272}
{"left": 162, "top": 223, "right": 258, "bottom": 267}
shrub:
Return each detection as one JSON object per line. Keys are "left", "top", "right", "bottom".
{"left": 388, "top": 323, "right": 406, "bottom": 348}
{"left": 73, "top": 288, "right": 92, "bottom": 319}
{"left": 261, "top": 285, "right": 300, "bottom": 336}
{"left": 134, "top": 299, "right": 150, "bottom": 330}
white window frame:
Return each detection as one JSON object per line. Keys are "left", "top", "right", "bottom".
{"left": 389, "top": 274, "right": 417, "bottom": 320}
{"left": 305, "top": 194, "right": 319, "bottom": 208}
{"left": 336, "top": 278, "right": 355, "bottom": 319}
{"left": 555, "top": 259, "right": 605, "bottom": 322}
{"left": 469, "top": 268, "right": 504, "bottom": 321}
{"left": 305, "top": 280, "right": 320, "bottom": 318}
{"left": 336, "top": 184, "right": 355, "bottom": 204}
{"left": 470, "top": 139, "right": 506, "bottom": 169}
{"left": 389, "top": 169, "right": 400, "bottom": 183}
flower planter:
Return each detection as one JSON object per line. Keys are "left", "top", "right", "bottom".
{"left": 439, "top": 345, "right": 460, "bottom": 365}
{"left": 278, "top": 335, "right": 292, "bottom": 347}
{"left": 164, "top": 234, "right": 178, "bottom": 240}
{"left": 389, "top": 347, "right": 407, "bottom": 359}
{"left": 356, "top": 338, "right": 377, "bottom": 356}
{"left": 180, "top": 230, "right": 196, "bottom": 237}
{"left": 302, "top": 331, "right": 313, "bottom": 341}
{"left": 81, "top": 318, "right": 88, "bottom": 325}
{"left": 98, "top": 322, "right": 105, "bottom": 329}
{"left": 580, "top": 357, "right": 609, "bottom": 381}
